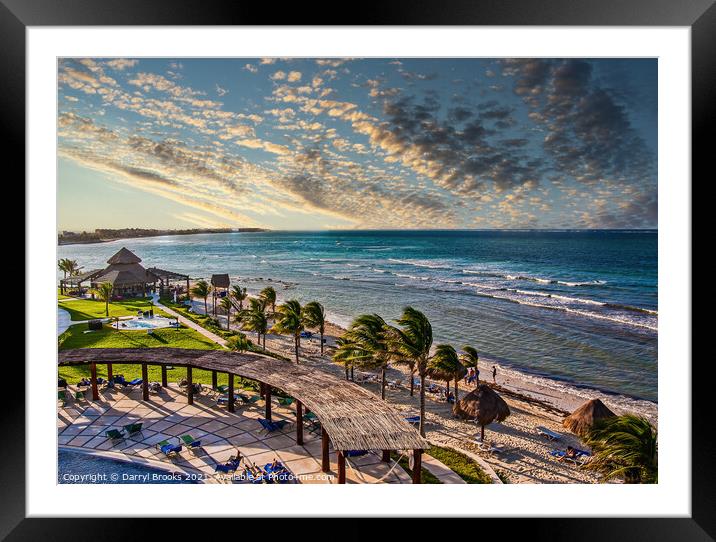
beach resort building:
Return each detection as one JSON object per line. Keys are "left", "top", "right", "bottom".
{"left": 59, "top": 247, "right": 189, "bottom": 299}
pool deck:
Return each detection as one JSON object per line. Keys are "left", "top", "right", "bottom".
{"left": 58, "top": 383, "right": 414, "bottom": 484}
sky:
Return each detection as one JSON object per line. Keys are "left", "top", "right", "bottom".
{"left": 57, "top": 58, "right": 657, "bottom": 231}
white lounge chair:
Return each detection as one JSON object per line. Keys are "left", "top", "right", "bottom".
{"left": 475, "top": 439, "right": 506, "bottom": 454}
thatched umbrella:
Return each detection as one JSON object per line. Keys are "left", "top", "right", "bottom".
{"left": 563, "top": 398, "right": 616, "bottom": 437}
{"left": 453, "top": 384, "right": 510, "bottom": 441}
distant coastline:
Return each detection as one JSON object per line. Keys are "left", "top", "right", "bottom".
{"left": 57, "top": 227, "right": 268, "bottom": 246}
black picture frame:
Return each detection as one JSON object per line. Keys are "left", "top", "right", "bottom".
{"left": 5, "top": 0, "right": 707, "bottom": 537}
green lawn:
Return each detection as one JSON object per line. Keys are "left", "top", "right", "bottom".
{"left": 58, "top": 297, "right": 167, "bottom": 321}
{"left": 58, "top": 323, "right": 220, "bottom": 350}
{"left": 57, "top": 323, "right": 264, "bottom": 392}
{"left": 58, "top": 288, "right": 73, "bottom": 300}
{"left": 426, "top": 445, "right": 493, "bottom": 484}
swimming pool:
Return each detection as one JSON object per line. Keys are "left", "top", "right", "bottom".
{"left": 113, "top": 316, "right": 178, "bottom": 330}
{"left": 58, "top": 449, "right": 199, "bottom": 484}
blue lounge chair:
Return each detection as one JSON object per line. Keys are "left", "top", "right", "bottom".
{"left": 127, "top": 378, "right": 143, "bottom": 387}
{"left": 404, "top": 415, "right": 421, "bottom": 427}
{"left": 156, "top": 440, "right": 182, "bottom": 457}
{"left": 257, "top": 418, "right": 291, "bottom": 433}
{"left": 113, "top": 375, "right": 128, "bottom": 386}
{"left": 346, "top": 450, "right": 367, "bottom": 458}
{"left": 215, "top": 456, "right": 241, "bottom": 473}
{"left": 550, "top": 448, "right": 591, "bottom": 465}
{"left": 179, "top": 434, "right": 202, "bottom": 452}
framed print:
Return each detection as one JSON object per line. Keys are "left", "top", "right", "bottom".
{"left": 6, "top": 0, "right": 709, "bottom": 537}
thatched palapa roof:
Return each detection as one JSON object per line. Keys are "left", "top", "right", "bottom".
{"left": 58, "top": 347, "right": 429, "bottom": 452}
{"left": 562, "top": 398, "right": 616, "bottom": 436}
{"left": 92, "top": 248, "right": 159, "bottom": 287}
{"left": 211, "top": 274, "right": 230, "bottom": 289}
{"left": 453, "top": 384, "right": 510, "bottom": 426}
{"left": 107, "top": 247, "right": 142, "bottom": 264}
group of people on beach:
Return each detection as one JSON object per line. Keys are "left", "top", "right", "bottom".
{"left": 464, "top": 365, "right": 498, "bottom": 386}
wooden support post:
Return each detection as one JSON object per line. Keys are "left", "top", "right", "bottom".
{"left": 211, "top": 370, "right": 218, "bottom": 390}
{"left": 161, "top": 365, "right": 167, "bottom": 387}
{"left": 321, "top": 427, "right": 330, "bottom": 473}
{"left": 90, "top": 362, "right": 99, "bottom": 401}
{"left": 296, "top": 401, "right": 304, "bottom": 445}
{"left": 141, "top": 363, "right": 149, "bottom": 401}
{"left": 107, "top": 363, "right": 113, "bottom": 382}
{"left": 187, "top": 366, "right": 193, "bottom": 405}
{"left": 337, "top": 451, "right": 346, "bottom": 484}
{"left": 382, "top": 450, "right": 391, "bottom": 463}
{"left": 228, "top": 373, "right": 235, "bottom": 413}
{"left": 265, "top": 385, "right": 272, "bottom": 421}
{"left": 412, "top": 449, "right": 422, "bottom": 484}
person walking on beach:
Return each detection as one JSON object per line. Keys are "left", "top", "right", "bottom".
{"left": 492, "top": 365, "right": 497, "bottom": 383}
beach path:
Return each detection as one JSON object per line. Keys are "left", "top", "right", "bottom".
{"left": 421, "top": 454, "right": 467, "bottom": 484}
{"left": 152, "top": 295, "right": 227, "bottom": 348}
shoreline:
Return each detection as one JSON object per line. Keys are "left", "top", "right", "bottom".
{"left": 58, "top": 228, "right": 268, "bottom": 246}
{"left": 190, "top": 277, "right": 658, "bottom": 426}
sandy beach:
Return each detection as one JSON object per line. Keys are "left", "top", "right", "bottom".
{"left": 186, "top": 290, "right": 656, "bottom": 484}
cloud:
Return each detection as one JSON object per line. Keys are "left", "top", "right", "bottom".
{"left": 105, "top": 59, "right": 139, "bottom": 71}
{"left": 270, "top": 71, "right": 286, "bottom": 81}
{"left": 58, "top": 57, "right": 657, "bottom": 229}
{"left": 505, "top": 59, "right": 656, "bottom": 192}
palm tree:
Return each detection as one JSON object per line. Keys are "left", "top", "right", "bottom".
{"left": 219, "top": 296, "right": 234, "bottom": 331}
{"left": 584, "top": 414, "right": 658, "bottom": 483}
{"left": 58, "top": 258, "right": 80, "bottom": 278}
{"left": 332, "top": 337, "right": 356, "bottom": 380}
{"left": 427, "top": 344, "right": 467, "bottom": 403}
{"left": 259, "top": 286, "right": 277, "bottom": 315}
{"left": 386, "top": 307, "right": 433, "bottom": 437}
{"left": 336, "top": 314, "right": 392, "bottom": 399}
{"left": 271, "top": 299, "right": 304, "bottom": 363}
{"left": 230, "top": 285, "right": 248, "bottom": 311}
{"left": 303, "top": 301, "right": 326, "bottom": 354}
{"left": 67, "top": 259, "right": 81, "bottom": 276}
{"left": 226, "top": 333, "right": 251, "bottom": 353}
{"left": 240, "top": 298, "right": 269, "bottom": 349}
{"left": 92, "top": 282, "right": 114, "bottom": 317}
{"left": 58, "top": 258, "right": 69, "bottom": 278}
{"left": 190, "top": 280, "right": 211, "bottom": 315}
{"left": 460, "top": 345, "right": 480, "bottom": 385}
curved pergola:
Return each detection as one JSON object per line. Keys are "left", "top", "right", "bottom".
{"left": 58, "top": 347, "right": 429, "bottom": 483}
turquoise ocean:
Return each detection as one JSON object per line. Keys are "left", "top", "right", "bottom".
{"left": 58, "top": 230, "right": 657, "bottom": 406}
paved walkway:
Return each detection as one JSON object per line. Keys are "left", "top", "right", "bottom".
{"left": 58, "top": 383, "right": 412, "bottom": 484}
{"left": 152, "top": 295, "right": 227, "bottom": 347}
{"left": 421, "top": 454, "right": 467, "bottom": 484}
